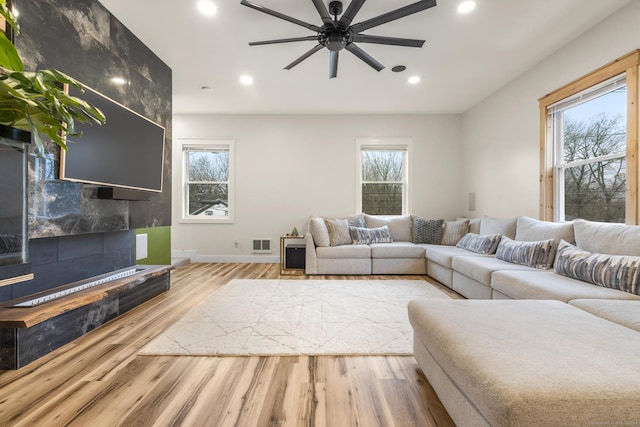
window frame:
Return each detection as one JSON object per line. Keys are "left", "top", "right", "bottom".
{"left": 179, "top": 139, "right": 235, "bottom": 224}
{"left": 539, "top": 50, "right": 640, "bottom": 224}
{"left": 355, "top": 138, "right": 411, "bottom": 215}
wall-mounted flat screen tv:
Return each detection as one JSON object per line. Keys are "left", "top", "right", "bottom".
{"left": 60, "top": 84, "right": 165, "bottom": 193}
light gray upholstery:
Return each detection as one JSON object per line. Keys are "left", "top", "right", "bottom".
{"left": 372, "top": 258, "right": 425, "bottom": 274}
{"left": 452, "top": 255, "right": 538, "bottom": 287}
{"left": 479, "top": 217, "right": 517, "bottom": 238}
{"left": 452, "top": 270, "right": 492, "bottom": 299}
{"left": 569, "top": 299, "right": 640, "bottom": 332}
{"left": 316, "top": 244, "right": 371, "bottom": 259}
{"left": 370, "top": 242, "right": 425, "bottom": 258}
{"left": 492, "top": 270, "right": 640, "bottom": 302}
{"left": 364, "top": 214, "right": 413, "bottom": 242}
{"left": 409, "top": 299, "right": 640, "bottom": 427}
{"left": 574, "top": 219, "right": 640, "bottom": 255}
{"left": 515, "top": 215, "right": 575, "bottom": 244}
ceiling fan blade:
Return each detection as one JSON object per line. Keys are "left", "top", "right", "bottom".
{"left": 241, "top": 0, "right": 322, "bottom": 32}
{"left": 329, "top": 50, "right": 339, "bottom": 79}
{"left": 345, "top": 43, "right": 384, "bottom": 72}
{"left": 352, "top": 34, "right": 425, "bottom": 48}
{"left": 284, "top": 44, "right": 325, "bottom": 70}
{"left": 340, "top": 0, "right": 366, "bottom": 27}
{"left": 249, "top": 36, "right": 319, "bottom": 46}
{"left": 311, "top": 0, "right": 333, "bottom": 25}
{"left": 350, "top": 0, "right": 436, "bottom": 33}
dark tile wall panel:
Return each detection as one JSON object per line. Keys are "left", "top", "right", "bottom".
{"left": 0, "top": 329, "right": 16, "bottom": 370}
{"left": 1, "top": 230, "right": 135, "bottom": 303}
{"left": 14, "top": 0, "right": 172, "bottom": 238}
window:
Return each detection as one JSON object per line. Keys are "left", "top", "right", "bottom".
{"left": 550, "top": 75, "right": 627, "bottom": 223}
{"left": 180, "top": 140, "right": 234, "bottom": 223}
{"left": 356, "top": 139, "right": 410, "bottom": 215}
{"left": 540, "top": 50, "right": 639, "bottom": 224}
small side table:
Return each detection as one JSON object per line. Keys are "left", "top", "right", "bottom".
{"left": 280, "top": 235, "right": 306, "bottom": 275}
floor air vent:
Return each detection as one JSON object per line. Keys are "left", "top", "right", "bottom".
{"left": 252, "top": 238, "right": 272, "bottom": 254}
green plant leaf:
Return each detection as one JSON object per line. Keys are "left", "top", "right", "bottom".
{"left": 0, "top": 32, "right": 23, "bottom": 71}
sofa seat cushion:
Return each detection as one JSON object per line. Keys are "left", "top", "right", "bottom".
{"left": 452, "top": 255, "right": 537, "bottom": 286}
{"left": 370, "top": 242, "right": 425, "bottom": 258}
{"left": 422, "top": 244, "right": 489, "bottom": 268}
{"left": 408, "top": 299, "right": 640, "bottom": 427}
{"left": 316, "top": 245, "right": 371, "bottom": 259}
{"left": 569, "top": 299, "right": 640, "bottom": 332}
{"left": 491, "top": 270, "right": 640, "bottom": 302}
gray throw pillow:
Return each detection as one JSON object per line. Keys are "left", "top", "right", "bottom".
{"left": 554, "top": 239, "right": 640, "bottom": 295}
{"left": 325, "top": 218, "right": 352, "bottom": 246}
{"left": 441, "top": 219, "right": 470, "bottom": 246}
{"left": 495, "top": 236, "right": 556, "bottom": 269}
{"left": 350, "top": 225, "right": 393, "bottom": 245}
{"left": 413, "top": 217, "right": 444, "bottom": 244}
{"left": 456, "top": 233, "right": 502, "bottom": 255}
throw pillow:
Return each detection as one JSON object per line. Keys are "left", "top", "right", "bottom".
{"left": 495, "top": 236, "right": 556, "bottom": 269}
{"left": 325, "top": 218, "right": 352, "bottom": 246}
{"left": 413, "top": 217, "right": 444, "bottom": 244}
{"left": 350, "top": 225, "right": 393, "bottom": 245}
{"left": 441, "top": 219, "right": 470, "bottom": 246}
{"left": 456, "top": 233, "right": 502, "bottom": 255}
{"left": 554, "top": 240, "right": 640, "bottom": 295}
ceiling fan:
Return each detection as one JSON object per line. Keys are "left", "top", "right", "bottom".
{"left": 240, "top": 0, "right": 437, "bottom": 78}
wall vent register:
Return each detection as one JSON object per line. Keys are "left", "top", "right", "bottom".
{"left": 252, "top": 239, "right": 272, "bottom": 254}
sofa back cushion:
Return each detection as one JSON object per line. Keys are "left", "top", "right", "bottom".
{"left": 479, "top": 217, "right": 517, "bottom": 239}
{"left": 554, "top": 239, "right": 640, "bottom": 295}
{"left": 309, "top": 214, "right": 365, "bottom": 247}
{"left": 574, "top": 219, "right": 640, "bottom": 256}
{"left": 515, "top": 216, "right": 575, "bottom": 244}
{"left": 365, "top": 214, "right": 412, "bottom": 242}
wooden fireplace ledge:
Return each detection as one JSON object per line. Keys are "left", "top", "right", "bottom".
{"left": 0, "top": 265, "right": 173, "bottom": 328}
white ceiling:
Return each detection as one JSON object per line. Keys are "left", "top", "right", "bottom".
{"left": 98, "top": 0, "right": 631, "bottom": 115}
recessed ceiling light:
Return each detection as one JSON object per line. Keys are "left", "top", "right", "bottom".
{"left": 392, "top": 65, "right": 407, "bottom": 73}
{"left": 408, "top": 76, "right": 421, "bottom": 85}
{"left": 197, "top": 1, "right": 217, "bottom": 16}
{"left": 457, "top": 1, "right": 476, "bottom": 14}
{"left": 239, "top": 75, "right": 254, "bottom": 86}
{"left": 201, "top": 86, "right": 212, "bottom": 91}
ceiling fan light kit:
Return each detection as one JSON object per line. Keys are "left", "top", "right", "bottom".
{"left": 241, "top": 0, "right": 437, "bottom": 78}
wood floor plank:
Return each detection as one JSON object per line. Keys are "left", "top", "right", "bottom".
{"left": 0, "top": 263, "right": 456, "bottom": 427}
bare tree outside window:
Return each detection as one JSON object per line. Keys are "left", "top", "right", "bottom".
{"left": 186, "top": 149, "right": 230, "bottom": 216}
{"left": 361, "top": 150, "right": 404, "bottom": 215}
{"left": 562, "top": 113, "right": 626, "bottom": 222}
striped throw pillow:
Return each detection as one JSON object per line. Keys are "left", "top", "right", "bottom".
{"left": 456, "top": 233, "right": 502, "bottom": 255}
{"left": 350, "top": 226, "right": 393, "bottom": 245}
{"left": 554, "top": 239, "right": 640, "bottom": 295}
{"left": 495, "top": 236, "right": 556, "bottom": 269}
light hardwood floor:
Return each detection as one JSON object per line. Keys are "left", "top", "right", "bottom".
{"left": 0, "top": 263, "right": 459, "bottom": 427}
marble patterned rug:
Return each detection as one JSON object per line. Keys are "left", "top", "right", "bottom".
{"left": 139, "top": 279, "right": 450, "bottom": 356}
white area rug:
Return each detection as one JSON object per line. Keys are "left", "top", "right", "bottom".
{"left": 139, "top": 279, "right": 449, "bottom": 356}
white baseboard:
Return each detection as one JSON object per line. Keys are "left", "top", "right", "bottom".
{"left": 172, "top": 250, "right": 279, "bottom": 264}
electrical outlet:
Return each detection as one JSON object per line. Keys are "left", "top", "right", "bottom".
{"left": 234, "top": 239, "right": 239, "bottom": 248}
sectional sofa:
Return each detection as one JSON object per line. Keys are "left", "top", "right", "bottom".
{"left": 305, "top": 213, "right": 640, "bottom": 426}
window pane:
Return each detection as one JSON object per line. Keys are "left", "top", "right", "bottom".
{"left": 562, "top": 86, "right": 626, "bottom": 163}
{"left": 362, "top": 151, "right": 403, "bottom": 182}
{"left": 564, "top": 158, "right": 626, "bottom": 223}
{"left": 188, "top": 151, "right": 229, "bottom": 182}
{"left": 362, "top": 183, "right": 402, "bottom": 215}
{"left": 187, "top": 183, "right": 229, "bottom": 216}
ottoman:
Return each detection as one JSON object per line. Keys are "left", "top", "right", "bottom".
{"left": 408, "top": 299, "right": 640, "bottom": 426}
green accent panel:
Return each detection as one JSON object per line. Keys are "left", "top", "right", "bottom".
{"left": 135, "top": 226, "right": 171, "bottom": 265}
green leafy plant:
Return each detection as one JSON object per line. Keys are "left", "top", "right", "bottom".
{"left": 0, "top": 0, "right": 105, "bottom": 154}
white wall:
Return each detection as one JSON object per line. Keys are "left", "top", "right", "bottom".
{"left": 172, "top": 114, "right": 463, "bottom": 261}
{"left": 461, "top": 0, "right": 640, "bottom": 218}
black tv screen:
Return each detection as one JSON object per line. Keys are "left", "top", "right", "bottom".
{"left": 60, "top": 84, "right": 165, "bottom": 193}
